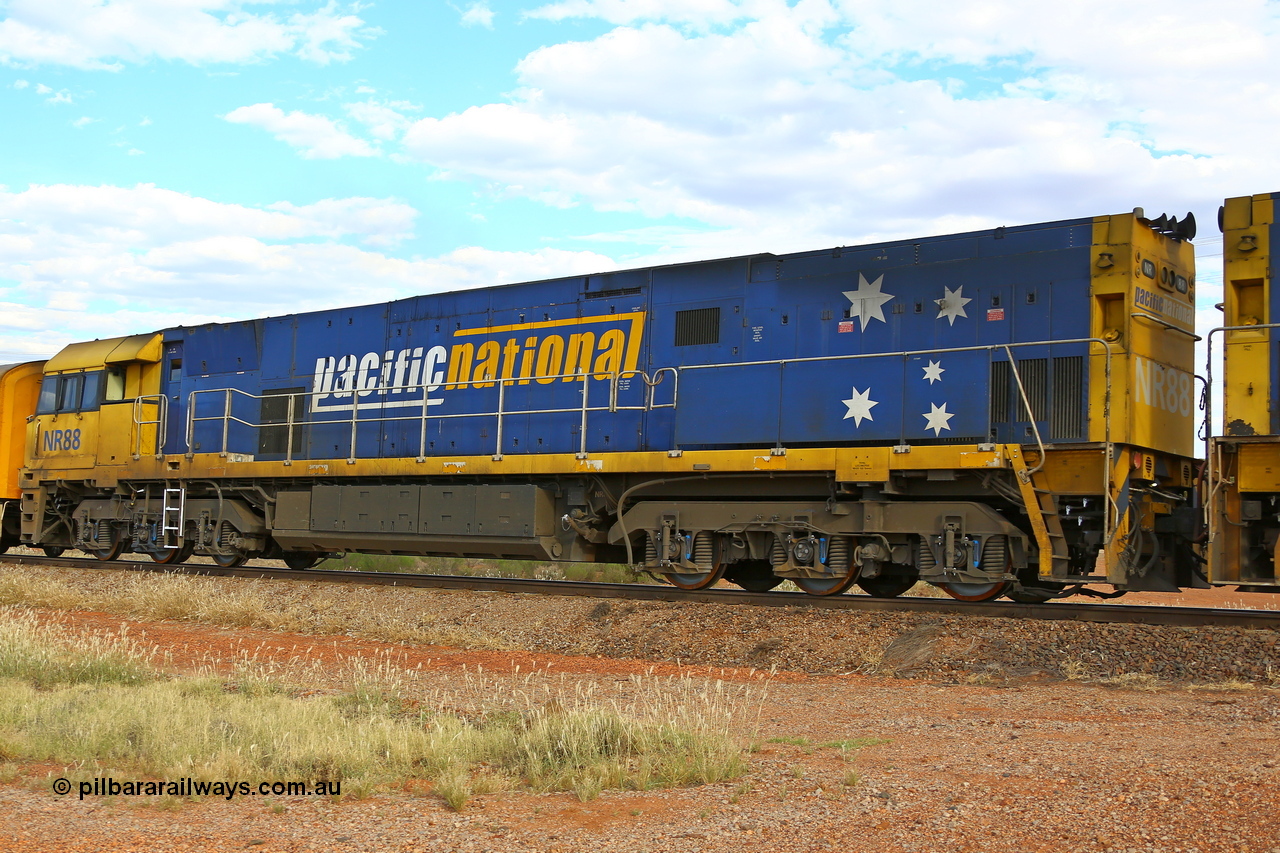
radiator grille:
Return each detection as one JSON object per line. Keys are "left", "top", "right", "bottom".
{"left": 1051, "top": 356, "right": 1084, "bottom": 439}
{"left": 674, "top": 307, "right": 721, "bottom": 346}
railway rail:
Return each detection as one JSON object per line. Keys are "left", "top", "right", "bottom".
{"left": 3, "top": 553, "right": 1279, "bottom": 631}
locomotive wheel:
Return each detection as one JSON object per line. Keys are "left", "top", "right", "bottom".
{"left": 90, "top": 540, "right": 125, "bottom": 561}
{"left": 41, "top": 546, "right": 65, "bottom": 557}
{"left": 724, "top": 560, "right": 783, "bottom": 592}
{"left": 663, "top": 531, "right": 725, "bottom": 590}
{"left": 282, "top": 551, "right": 321, "bottom": 570}
{"left": 857, "top": 575, "right": 918, "bottom": 598}
{"left": 795, "top": 573, "right": 859, "bottom": 596}
{"left": 936, "top": 581, "right": 1011, "bottom": 602}
{"left": 211, "top": 551, "right": 251, "bottom": 568}
{"left": 666, "top": 563, "right": 727, "bottom": 590}
{"left": 151, "top": 542, "right": 195, "bottom": 565}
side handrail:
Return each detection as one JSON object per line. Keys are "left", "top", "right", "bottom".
{"left": 131, "top": 394, "right": 168, "bottom": 459}
{"left": 184, "top": 367, "right": 668, "bottom": 462}
{"left": 679, "top": 336, "right": 1115, "bottom": 542}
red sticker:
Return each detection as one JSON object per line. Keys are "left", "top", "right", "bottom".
{"left": 987, "top": 308, "right": 1005, "bottom": 321}
{"left": 838, "top": 320, "right": 855, "bottom": 333}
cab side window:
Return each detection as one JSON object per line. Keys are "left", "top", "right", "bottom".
{"left": 36, "top": 370, "right": 106, "bottom": 414}
{"left": 35, "top": 378, "right": 57, "bottom": 414}
{"left": 104, "top": 366, "right": 126, "bottom": 402}
{"left": 57, "top": 374, "right": 84, "bottom": 412}
{"left": 81, "top": 372, "right": 102, "bottom": 409}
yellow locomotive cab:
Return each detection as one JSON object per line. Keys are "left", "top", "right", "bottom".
{"left": 24, "top": 333, "right": 165, "bottom": 474}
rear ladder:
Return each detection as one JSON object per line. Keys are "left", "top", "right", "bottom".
{"left": 162, "top": 486, "right": 185, "bottom": 548}
{"left": 1009, "top": 448, "right": 1071, "bottom": 579}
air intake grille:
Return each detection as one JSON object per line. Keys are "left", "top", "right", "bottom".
{"left": 674, "top": 307, "right": 721, "bottom": 347}
{"left": 1051, "top": 356, "right": 1084, "bottom": 439}
{"left": 989, "top": 361, "right": 1010, "bottom": 423}
{"left": 1014, "top": 358, "right": 1047, "bottom": 422}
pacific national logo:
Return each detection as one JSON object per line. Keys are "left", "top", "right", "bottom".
{"left": 311, "top": 312, "right": 646, "bottom": 414}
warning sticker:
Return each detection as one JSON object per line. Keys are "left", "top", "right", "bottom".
{"left": 838, "top": 320, "right": 855, "bottom": 333}
{"left": 987, "top": 308, "right": 1005, "bottom": 321}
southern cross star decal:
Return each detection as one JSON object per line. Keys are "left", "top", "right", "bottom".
{"left": 841, "top": 386, "right": 878, "bottom": 427}
{"left": 935, "top": 285, "right": 971, "bottom": 325}
{"left": 842, "top": 273, "right": 893, "bottom": 331}
{"left": 922, "top": 402, "right": 954, "bottom": 436}
{"left": 922, "top": 360, "right": 944, "bottom": 384}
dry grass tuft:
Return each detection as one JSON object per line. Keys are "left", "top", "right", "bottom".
{"left": 0, "top": 566, "right": 515, "bottom": 651}
{"left": 1098, "top": 671, "right": 1163, "bottom": 692}
{"left": 0, "top": 608, "right": 756, "bottom": 804}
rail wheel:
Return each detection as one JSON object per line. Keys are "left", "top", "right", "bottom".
{"left": 935, "top": 581, "right": 1011, "bottom": 602}
{"left": 41, "top": 546, "right": 65, "bottom": 557}
{"left": 724, "top": 560, "right": 782, "bottom": 592}
{"left": 795, "top": 573, "right": 859, "bottom": 596}
{"left": 211, "top": 551, "right": 251, "bottom": 568}
{"left": 665, "top": 531, "right": 725, "bottom": 590}
{"left": 282, "top": 551, "right": 321, "bottom": 570}
{"left": 90, "top": 540, "right": 125, "bottom": 562}
{"left": 857, "top": 575, "right": 917, "bottom": 598}
{"left": 151, "top": 542, "right": 195, "bottom": 565}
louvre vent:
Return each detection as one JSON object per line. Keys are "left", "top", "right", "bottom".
{"left": 675, "top": 307, "right": 721, "bottom": 346}
{"left": 989, "top": 361, "right": 1011, "bottom": 424}
{"left": 1051, "top": 356, "right": 1084, "bottom": 439}
{"left": 584, "top": 286, "right": 642, "bottom": 300}
{"left": 1014, "top": 358, "right": 1048, "bottom": 422}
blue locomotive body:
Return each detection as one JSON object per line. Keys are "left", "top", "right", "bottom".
{"left": 165, "top": 216, "right": 1096, "bottom": 462}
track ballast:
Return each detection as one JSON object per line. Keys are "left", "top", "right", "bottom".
{"left": 3, "top": 553, "right": 1278, "bottom": 630}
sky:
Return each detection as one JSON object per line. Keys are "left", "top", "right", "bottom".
{"left": 0, "top": 0, "right": 1273, "bottom": 368}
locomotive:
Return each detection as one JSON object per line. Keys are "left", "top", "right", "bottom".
{"left": 0, "top": 204, "right": 1214, "bottom": 601}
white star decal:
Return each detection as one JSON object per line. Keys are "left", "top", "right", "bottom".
{"left": 922, "top": 402, "right": 954, "bottom": 436}
{"left": 842, "top": 273, "right": 894, "bottom": 331}
{"left": 841, "top": 386, "right": 878, "bottom": 427}
{"left": 922, "top": 360, "right": 944, "bottom": 384}
{"left": 935, "top": 285, "right": 972, "bottom": 325}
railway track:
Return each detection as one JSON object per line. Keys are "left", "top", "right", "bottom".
{"left": 4, "top": 552, "right": 1279, "bottom": 630}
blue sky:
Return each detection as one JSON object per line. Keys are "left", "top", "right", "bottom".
{"left": 0, "top": 0, "right": 1272, "bottom": 362}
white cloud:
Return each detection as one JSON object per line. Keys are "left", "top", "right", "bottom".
{"left": 71, "top": 116, "right": 94, "bottom": 128}
{"left": 224, "top": 102, "right": 378, "bottom": 159}
{"left": 0, "top": 0, "right": 376, "bottom": 70}
{"left": 0, "top": 183, "right": 616, "bottom": 356}
{"left": 396, "top": 1, "right": 1280, "bottom": 259}
{"left": 32, "top": 82, "right": 73, "bottom": 103}
{"left": 460, "top": 2, "right": 495, "bottom": 28}
{"left": 11, "top": 77, "right": 27, "bottom": 88}
{"left": 344, "top": 99, "right": 415, "bottom": 141}
{"left": 527, "top": 0, "right": 748, "bottom": 28}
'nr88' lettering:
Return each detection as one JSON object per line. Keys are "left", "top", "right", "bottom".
{"left": 42, "top": 428, "right": 81, "bottom": 452}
